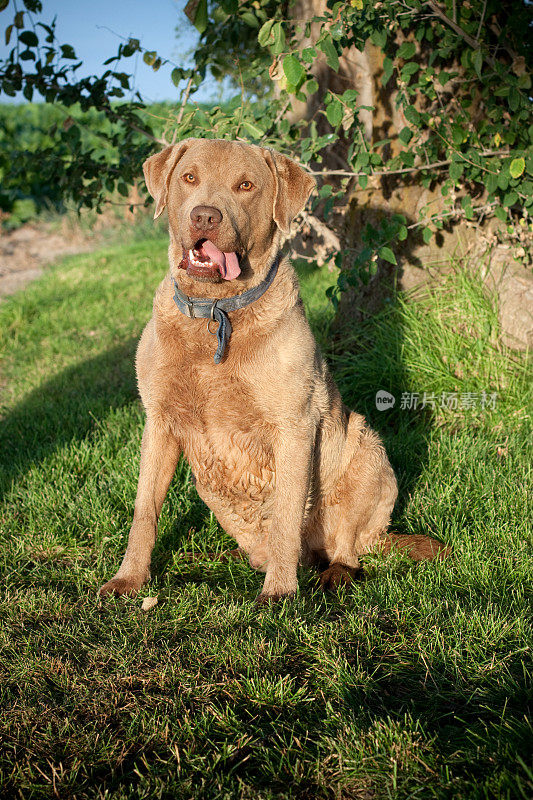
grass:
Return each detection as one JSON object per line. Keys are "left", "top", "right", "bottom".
{"left": 0, "top": 235, "right": 531, "bottom": 799}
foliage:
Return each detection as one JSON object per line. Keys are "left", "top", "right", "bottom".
{"left": 0, "top": 0, "right": 532, "bottom": 297}
{"left": 0, "top": 0, "right": 169, "bottom": 213}
{"left": 183, "top": 0, "right": 533, "bottom": 301}
{"left": 0, "top": 101, "right": 206, "bottom": 221}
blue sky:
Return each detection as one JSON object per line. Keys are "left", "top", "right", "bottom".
{"left": 0, "top": 0, "right": 220, "bottom": 103}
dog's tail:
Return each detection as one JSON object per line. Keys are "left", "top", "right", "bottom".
{"left": 377, "top": 533, "right": 451, "bottom": 561}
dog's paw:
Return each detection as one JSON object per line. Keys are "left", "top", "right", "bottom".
{"left": 255, "top": 591, "right": 295, "bottom": 606}
{"left": 319, "top": 563, "right": 361, "bottom": 592}
{"left": 98, "top": 576, "right": 145, "bottom": 598}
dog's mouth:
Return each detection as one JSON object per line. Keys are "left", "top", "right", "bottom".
{"left": 179, "top": 239, "right": 241, "bottom": 282}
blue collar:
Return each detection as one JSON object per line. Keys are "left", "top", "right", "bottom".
{"left": 171, "top": 255, "right": 280, "bottom": 364}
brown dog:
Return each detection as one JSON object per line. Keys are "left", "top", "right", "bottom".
{"left": 99, "top": 138, "right": 447, "bottom": 603}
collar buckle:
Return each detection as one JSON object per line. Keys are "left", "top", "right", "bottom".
{"left": 183, "top": 296, "right": 195, "bottom": 318}
{"left": 207, "top": 300, "right": 218, "bottom": 335}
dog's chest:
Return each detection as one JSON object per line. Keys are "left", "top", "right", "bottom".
{"left": 171, "top": 367, "right": 276, "bottom": 502}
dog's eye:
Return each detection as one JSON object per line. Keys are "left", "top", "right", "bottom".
{"left": 238, "top": 180, "right": 254, "bottom": 191}
{"left": 183, "top": 173, "right": 196, "bottom": 184}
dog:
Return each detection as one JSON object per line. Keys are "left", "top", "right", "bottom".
{"left": 99, "top": 138, "right": 448, "bottom": 603}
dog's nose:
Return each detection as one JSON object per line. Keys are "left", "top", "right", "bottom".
{"left": 190, "top": 205, "right": 223, "bottom": 232}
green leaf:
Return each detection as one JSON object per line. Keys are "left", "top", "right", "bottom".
{"left": 241, "top": 11, "right": 259, "bottom": 28}
{"left": 382, "top": 56, "right": 393, "bottom": 86}
{"left": 494, "top": 206, "right": 507, "bottom": 222}
{"left": 326, "top": 98, "right": 343, "bottom": 127}
{"left": 402, "top": 61, "right": 419, "bottom": 78}
{"left": 60, "top": 43, "right": 76, "bottom": 59}
{"left": 370, "top": 29, "right": 387, "bottom": 49}
{"left": 5, "top": 24, "right": 13, "bottom": 45}
{"left": 399, "top": 126, "right": 412, "bottom": 145}
{"left": 192, "top": 0, "right": 207, "bottom": 34}
{"left": 452, "top": 124, "right": 467, "bottom": 145}
{"left": 283, "top": 54, "right": 304, "bottom": 86}
{"left": 485, "top": 173, "right": 498, "bottom": 194}
{"left": 342, "top": 89, "right": 358, "bottom": 104}
{"left": 242, "top": 120, "right": 264, "bottom": 139}
{"left": 19, "top": 30, "right": 38, "bottom": 46}
{"left": 271, "top": 22, "right": 285, "bottom": 55}
{"left": 503, "top": 190, "right": 518, "bottom": 208}
{"left": 358, "top": 174, "right": 368, "bottom": 189}
{"left": 497, "top": 171, "right": 509, "bottom": 191}
{"left": 257, "top": 19, "right": 275, "bottom": 47}
{"left": 318, "top": 35, "right": 339, "bottom": 72}
{"left": 397, "top": 41, "right": 416, "bottom": 59}
{"left": 461, "top": 196, "right": 474, "bottom": 220}
{"left": 171, "top": 68, "right": 182, "bottom": 87}
{"left": 379, "top": 246, "right": 397, "bottom": 265}
{"left": 305, "top": 78, "right": 319, "bottom": 95}
{"left": 302, "top": 47, "right": 316, "bottom": 64}
{"left": 404, "top": 105, "right": 420, "bottom": 125}
{"left": 114, "top": 72, "right": 130, "bottom": 89}
{"left": 509, "top": 157, "right": 525, "bottom": 178}
{"left": 517, "top": 72, "right": 531, "bottom": 90}
{"left": 354, "top": 150, "right": 369, "bottom": 169}
{"left": 449, "top": 161, "right": 464, "bottom": 181}
{"left": 143, "top": 51, "right": 156, "bottom": 66}
{"left": 422, "top": 227, "right": 432, "bottom": 244}
{"left": 508, "top": 87, "right": 520, "bottom": 112}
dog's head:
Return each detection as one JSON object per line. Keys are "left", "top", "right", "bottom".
{"left": 143, "top": 138, "right": 315, "bottom": 284}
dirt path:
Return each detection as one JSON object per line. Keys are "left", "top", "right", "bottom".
{"left": 0, "top": 222, "right": 96, "bottom": 299}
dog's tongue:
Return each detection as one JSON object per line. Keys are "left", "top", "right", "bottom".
{"left": 201, "top": 241, "right": 241, "bottom": 280}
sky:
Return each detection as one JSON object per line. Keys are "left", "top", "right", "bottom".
{"left": 0, "top": 0, "right": 218, "bottom": 103}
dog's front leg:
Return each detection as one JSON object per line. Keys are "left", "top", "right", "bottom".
{"left": 257, "top": 425, "right": 313, "bottom": 604}
{"left": 99, "top": 419, "right": 181, "bottom": 597}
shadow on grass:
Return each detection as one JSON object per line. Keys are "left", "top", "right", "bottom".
{"left": 4, "top": 600, "right": 527, "bottom": 799}
{"left": 0, "top": 338, "right": 139, "bottom": 503}
{"left": 330, "top": 294, "right": 433, "bottom": 526}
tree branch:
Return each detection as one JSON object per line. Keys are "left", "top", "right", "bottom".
{"left": 306, "top": 150, "right": 509, "bottom": 180}
{"left": 128, "top": 122, "right": 169, "bottom": 147}
{"left": 476, "top": 0, "right": 487, "bottom": 44}
{"left": 176, "top": 75, "right": 194, "bottom": 126}
{"left": 425, "top": 0, "right": 495, "bottom": 69}
{"left": 299, "top": 211, "right": 341, "bottom": 251}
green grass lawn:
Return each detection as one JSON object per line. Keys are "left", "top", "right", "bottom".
{"left": 0, "top": 236, "right": 531, "bottom": 799}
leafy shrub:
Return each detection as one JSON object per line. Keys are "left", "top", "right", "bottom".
{"left": 0, "top": 0, "right": 531, "bottom": 292}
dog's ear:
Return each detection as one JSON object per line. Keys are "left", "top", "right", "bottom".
{"left": 143, "top": 140, "right": 192, "bottom": 219}
{"left": 262, "top": 149, "right": 316, "bottom": 234}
